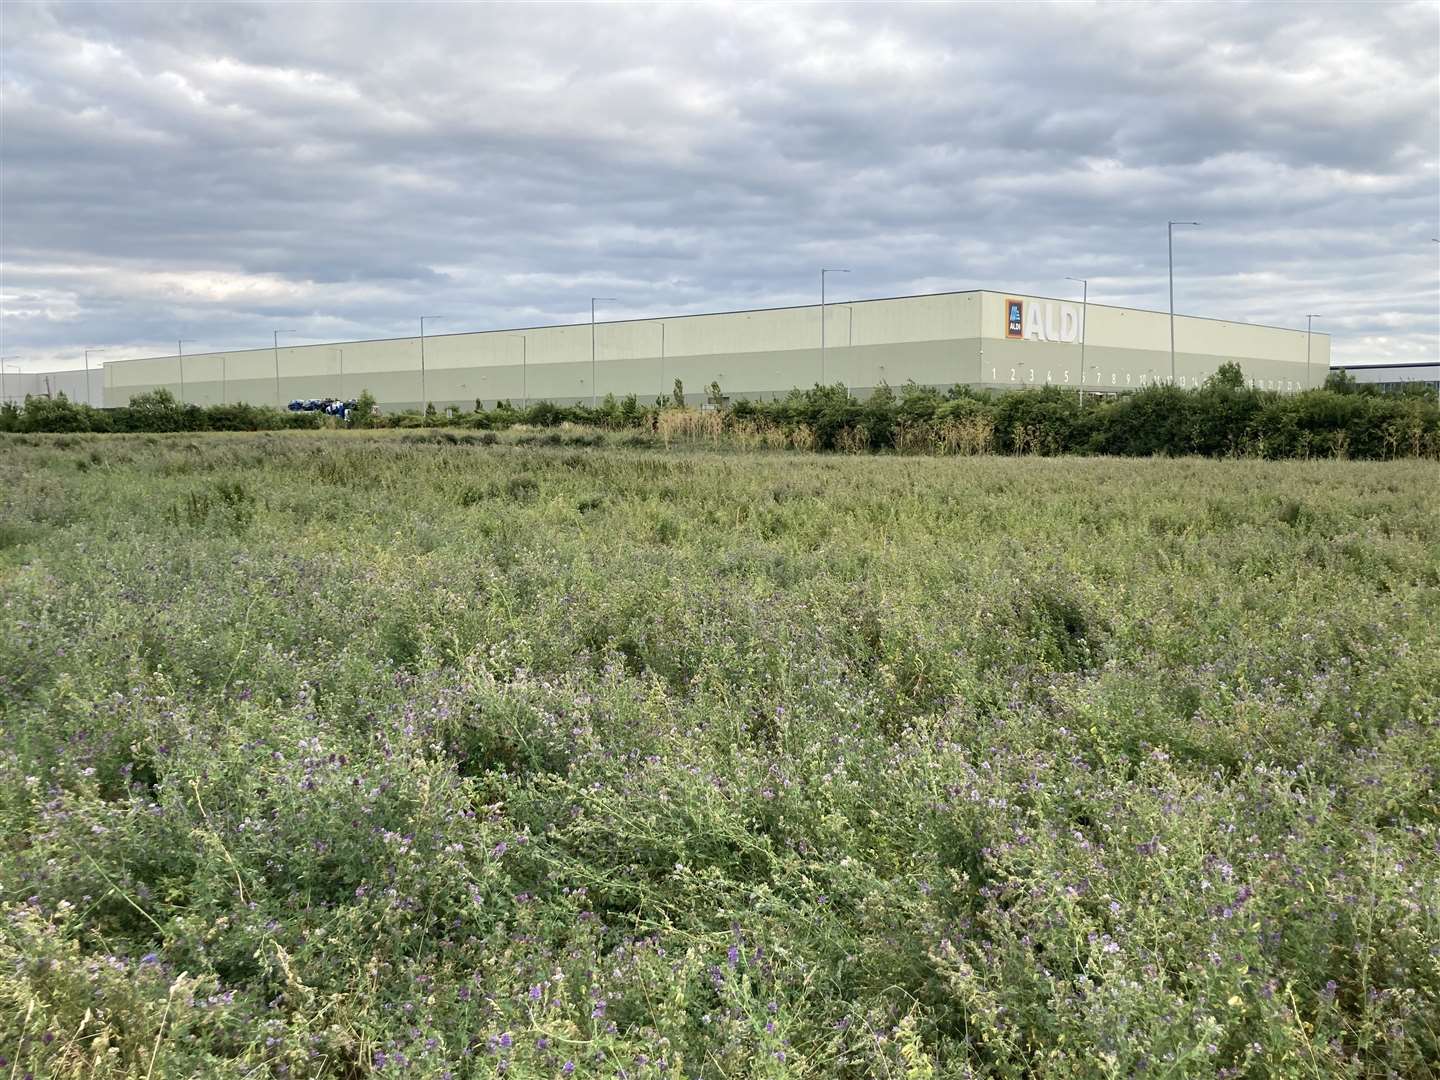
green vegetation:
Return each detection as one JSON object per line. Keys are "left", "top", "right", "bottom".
{"left": 0, "top": 389, "right": 321, "bottom": 434}
{"left": 4, "top": 376, "right": 1437, "bottom": 460}
{"left": 2, "top": 432, "right": 1437, "bottom": 1078}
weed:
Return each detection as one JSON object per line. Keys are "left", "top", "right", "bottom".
{"left": 1, "top": 433, "right": 1436, "bottom": 1078}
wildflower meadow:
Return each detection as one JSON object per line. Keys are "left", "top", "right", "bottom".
{"left": 1, "top": 431, "right": 1436, "bottom": 1078}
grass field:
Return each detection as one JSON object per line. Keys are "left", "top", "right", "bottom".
{"left": 2, "top": 431, "right": 1437, "bottom": 1078}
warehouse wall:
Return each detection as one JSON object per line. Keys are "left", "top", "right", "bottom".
{"left": 976, "top": 292, "right": 1328, "bottom": 392}
{"left": 99, "top": 290, "right": 1326, "bottom": 409}
{"left": 103, "top": 292, "right": 983, "bottom": 409}
{"left": 2, "top": 367, "right": 100, "bottom": 407}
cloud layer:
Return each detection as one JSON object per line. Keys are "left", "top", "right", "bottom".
{"left": 2, "top": 0, "right": 1436, "bottom": 373}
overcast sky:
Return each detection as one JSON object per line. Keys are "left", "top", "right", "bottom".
{"left": 2, "top": 0, "right": 1437, "bottom": 374}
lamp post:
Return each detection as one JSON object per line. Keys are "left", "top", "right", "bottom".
{"left": 1433, "top": 240, "right": 1439, "bottom": 405}
{"left": 519, "top": 336, "right": 528, "bottom": 407}
{"left": 419, "top": 315, "right": 444, "bottom": 414}
{"left": 0, "top": 356, "right": 16, "bottom": 406}
{"left": 496, "top": 335, "right": 528, "bottom": 407}
{"left": 1066, "top": 277, "right": 1088, "bottom": 400}
{"left": 657, "top": 321, "right": 666, "bottom": 403}
{"left": 273, "top": 329, "right": 296, "bottom": 408}
{"left": 84, "top": 348, "right": 106, "bottom": 408}
{"left": 1168, "top": 221, "right": 1201, "bottom": 385}
{"left": 820, "top": 268, "right": 850, "bottom": 385}
{"left": 590, "top": 298, "right": 618, "bottom": 410}
{"left": 177, "top": 339, "right": 194, "bottom": 404}
{"left": 1305, "top": 314, "right": 1321, "bottom": 391}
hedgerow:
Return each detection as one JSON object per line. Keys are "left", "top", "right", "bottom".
{"left": 2, "top": 368, "right": 1436, "bottom": 460}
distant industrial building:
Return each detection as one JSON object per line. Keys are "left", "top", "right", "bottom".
{"left": 1328, "top": 361, "right": 1439, "bottom": 394}
{"left": 0, "top": 366, "right": 92, "bottom": 407}
{"left": 37, "top": 290, "right": 1335, "bottom": 411}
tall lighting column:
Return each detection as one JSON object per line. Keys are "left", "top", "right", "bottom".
{"left": 820, "top": 268, "right": 850, "bottom": 385}
{"left": 177, "top": 339, "right": 195, "bottom": 404}
{"left": 84, "top": 348, "right": 106, "bottom": 408}
{"left": 1305, "top": 314, "right": 1321, "bottom": 390}
{"left": 0, "top": 356, "right": 16, "bottom": 406}
{"left": 498, "top": 335, "right": 527, "bottom": 407}
{"left": 590, "top": 298, "right": 618, "bottom": 409}
{"left": 419, "top": 315, "right": 444, "bottom": 414}
{"left": 1168, "top": 221, "right": 1201, "bottom": 385}
{"left": 273, "top": 329, "right": 296, "bottom": 408}
{"left": 1065, "top": 277, "right": 1088, "bottom": 399}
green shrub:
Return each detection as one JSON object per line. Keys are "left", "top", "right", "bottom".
{"left": 7, "top": 373, "right": 1437, "bottom": 461}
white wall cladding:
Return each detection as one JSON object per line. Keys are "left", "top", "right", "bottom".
{"left": 85, "top": 290, "right": 1329, "bottom": 410}
{"left": 1, "top": 366, "right": 100, "bottom": 407}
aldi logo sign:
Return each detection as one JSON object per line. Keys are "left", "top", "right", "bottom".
{"left": 1006, "top": 299, "right": 1024, "bottom": 339}
{"left": 1005, "top": 297, "right": 1085, "bottom": 343}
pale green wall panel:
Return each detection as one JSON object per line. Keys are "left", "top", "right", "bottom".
{"left": 100, "top": 291, "right": 1330, "bottom": 408}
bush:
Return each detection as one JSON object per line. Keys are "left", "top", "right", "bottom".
{"left": 993, "top": 385, "right": 1082, "bottom": 455}
{"left": 350, "top": 390, "right": 378, "bottom": 428}
{"left": 4, "top": 370, "right": 1436, "bottom": 460}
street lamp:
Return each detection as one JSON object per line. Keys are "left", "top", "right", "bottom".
{"left": 419, "top": 315, "right": 444, "bottom": 414}
{"left": 820, "top": 268, "right": 850, "bottom": 385}
{"left": 1433, "top": 240, "right": 1439, "bottom": 405}
{"left": 657, "top": 321, "right": 666, "bottom": 403}
{"left": 1305, "top": 315, "right": 1321, "bottom": 391}
{"left": 177, "top": 339, "right": 195, "bottom": 404}
{"left": 273, "top": 330, "right": 296, "bottom": 408}
{"left": 591, "top": 298, "right": 618, "bottom": 410}
{"left": 84, "top": 348, "right": 106, "bottom": 408}
{"left": 495, "top": 334, "right": 528, "bottom": 407}
{"left": 1066, "top": 277, "right": 1088, "bottom": 400}
{"left": 1168, "top": 221, "right": 1201, "bottom": 384}
{"left": 0, "top": 356, "right": 16, "bottom": 406}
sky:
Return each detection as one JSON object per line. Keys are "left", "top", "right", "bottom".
{"left": 2, "top": 0, "right": 1437, "bottom": 375}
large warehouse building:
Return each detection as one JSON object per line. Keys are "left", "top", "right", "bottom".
{"left": 97, "top": 289, "right": 1329, "bottom": 410}
{"left": 1328, "top": 361, "right": 1438, "bottom": 394}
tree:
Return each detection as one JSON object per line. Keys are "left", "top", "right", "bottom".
{"left": 351, "top": 390, "right": 378, "bottom": 427}
{"left": 1205, "top": 361, "right": 1246, "bottom": 391}
{"left": 1324, "top": 370, "right": 1358, "bottom": 394}
{"left": 672, "top": 379, "right": 686, "bottom": 409}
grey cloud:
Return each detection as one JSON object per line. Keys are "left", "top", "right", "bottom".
{"left": 1, "top": 0, "right": 1435, "bottom": 372}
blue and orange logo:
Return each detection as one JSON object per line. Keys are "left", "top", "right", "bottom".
{"left": 1006, "top": 299, "right": 1024, "bottom": 339}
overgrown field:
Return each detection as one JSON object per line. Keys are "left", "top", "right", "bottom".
{"left": 2, "top": 432, "right": 1437, "bottom": 1079}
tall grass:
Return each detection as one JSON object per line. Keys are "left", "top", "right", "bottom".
{"left": 1, "top": 431, "right": 1437, "bottom": 1078}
